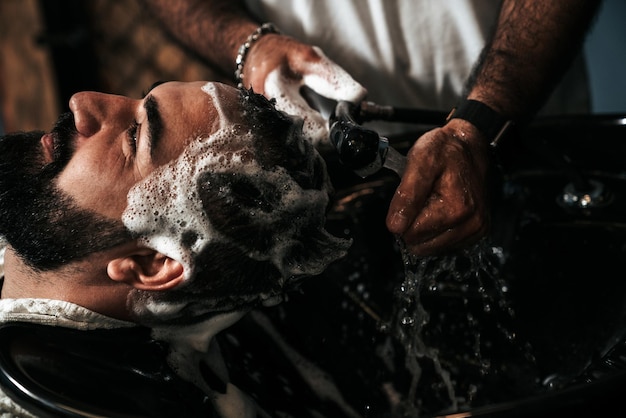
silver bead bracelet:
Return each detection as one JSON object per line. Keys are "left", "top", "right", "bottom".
{"left": 234, "top": 22, "right": 281, "bottom": 89}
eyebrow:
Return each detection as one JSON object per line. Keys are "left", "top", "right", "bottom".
{"left": 144, "top": 94, "right": 163, "bottom": 160}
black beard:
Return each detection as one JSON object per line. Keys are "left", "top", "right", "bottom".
{"left": 0, "top": 117, "right": 132, "bottom": 271}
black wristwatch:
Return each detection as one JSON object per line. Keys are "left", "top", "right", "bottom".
{"left": 446, "top": 99, "right": 514, "bottom": 146}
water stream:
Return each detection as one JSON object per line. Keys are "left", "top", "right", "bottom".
{"left": 379, "top": 238, "right": 538, "bottom": 416}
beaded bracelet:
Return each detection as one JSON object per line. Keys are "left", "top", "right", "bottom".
{"left": 234, "top": 22, "right": 281, "bottom": 89}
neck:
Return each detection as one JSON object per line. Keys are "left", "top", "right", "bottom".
{"left": 1, "top": 246, "right": 134, "bottom": 321}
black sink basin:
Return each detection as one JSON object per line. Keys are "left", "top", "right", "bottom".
{"left": 221, "top": 114, "right": 626, "bottom": 417}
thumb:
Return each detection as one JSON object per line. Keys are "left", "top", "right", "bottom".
{"left": 298, "top": 47, "right": 367, "bottom": 103}
{"left": 264, "top": 69, "right": 330, "bottom": 146}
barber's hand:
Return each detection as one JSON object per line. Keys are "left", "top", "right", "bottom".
{"left": 386, "top": 119, "right": 492, "bottom": 256}
{"left": 244, "top": 35, "right": 367, "bottom": 147}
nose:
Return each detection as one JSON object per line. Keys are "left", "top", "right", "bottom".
{"left": 69, "top": 92, "right": 136, "bottom": 137}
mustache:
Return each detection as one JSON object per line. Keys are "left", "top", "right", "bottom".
{"left": 37, "top": 111, "right": 79, "bottom": 180}
{"left": 49, "top": 111, "right": 78, "bottom": 167}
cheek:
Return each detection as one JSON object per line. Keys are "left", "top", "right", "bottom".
{"left": 55, "top": 154, "right": 133, "bottom": 218}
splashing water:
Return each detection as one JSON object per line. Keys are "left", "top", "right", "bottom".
{"left": 380, "top": 238, "right": 538, "bottom": 416}
{"left": 390, "top": 253, "right": 456, "bottom": 417}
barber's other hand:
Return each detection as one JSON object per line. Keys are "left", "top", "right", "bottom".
{"left": 244, "top": 35, "right": 367, "bottom": 147}
{"left": 386, "top": 119, "right": 492, "bottom": 256}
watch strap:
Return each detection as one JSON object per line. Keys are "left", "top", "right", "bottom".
{"left": 446, "top": 99, "right": 513, "bottom": 146}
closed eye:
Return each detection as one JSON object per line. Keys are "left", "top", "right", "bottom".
{"left": 127, "top": 120, "right": 139, "bottom": 153}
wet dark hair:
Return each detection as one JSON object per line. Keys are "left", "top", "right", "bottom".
{"left": 0, "top": 129, "right": 131, "bottom": 271}
{"left": 130, "top": 89, "right": 350, "bottom": 324}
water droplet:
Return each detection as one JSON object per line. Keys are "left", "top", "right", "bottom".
{"left": 401, "top": 316, "right": 415, "bottom": 326}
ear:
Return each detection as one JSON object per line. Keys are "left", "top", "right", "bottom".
{"left": 107, "top": 248, "right": 185, "bottom": 291}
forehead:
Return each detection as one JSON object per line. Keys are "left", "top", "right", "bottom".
{"left": 51, "top": 82, "right": 246, "bottom": 222}
{"left": 149, "top": 82, "right": 244, "bottom": 167}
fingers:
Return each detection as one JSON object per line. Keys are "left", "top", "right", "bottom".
{"left": 246, "top": 38, "right": 366, "bottom": 146}
{"left": 386, "top": 162, "right": 432, "bottom": 234}
{"left": 392, "top": 190, "right": 488, "bottom": 257}
{"left": 262, "top": 47, "right": 368, "bottom": 146}
{"left": 297, "top": 47, "right": 367, "bottom": 104}
{"left": 403, "top": 216, "right": 488, "bottom": 257}
{"left": 387, "top": 174, "right": 480, "bottom": 253}
{"left": 387, "top": 130, "right": 447, "bottom": 235}
{"left": 386, "top": 124, "right": 491, "bottom": 256}
{"left": 263, "top": 69, "right": 329, "bottom": 146}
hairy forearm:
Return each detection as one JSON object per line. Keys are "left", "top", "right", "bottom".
{"left": 466, "top": 0, "right": 602, "bottom": 122}
{"left": 143, "top": 0, "right": 259, "bottom": 76}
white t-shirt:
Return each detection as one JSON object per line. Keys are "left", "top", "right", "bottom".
{"left": 245, "top": 0, "right": 589, "bottom": 117}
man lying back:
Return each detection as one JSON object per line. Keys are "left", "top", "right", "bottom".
{"left": 0, "top": 81, "right": 349, "bottom": 417}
